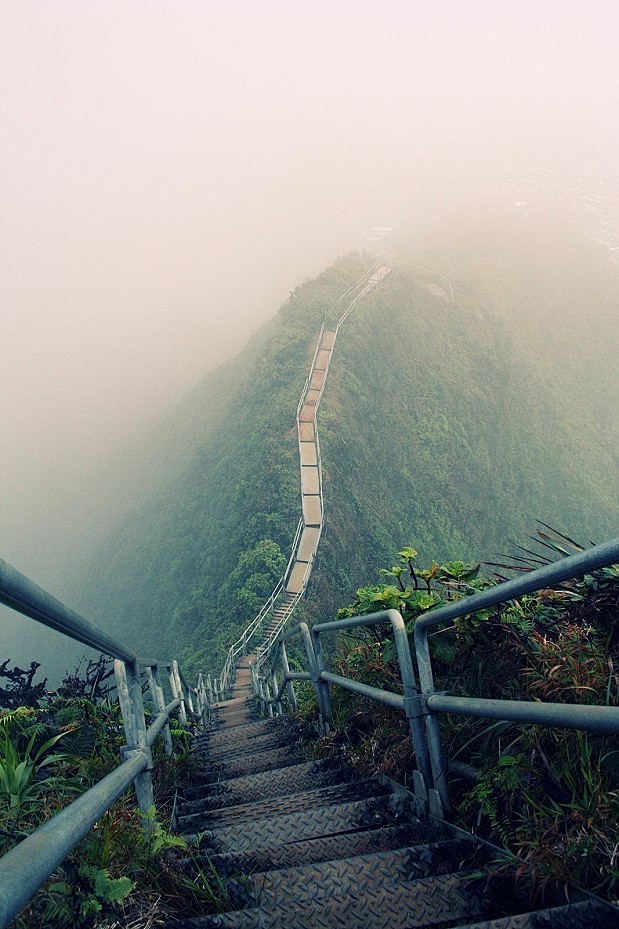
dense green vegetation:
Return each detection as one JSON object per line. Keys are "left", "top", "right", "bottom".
{"left": 0, "top": 661, "right": 219, "bottom": 927}
{"left": 307, "top": 530, "right": 619, "bottom": 900}
{"left": 76, "top": 214, "right": 617, "bottom": 679}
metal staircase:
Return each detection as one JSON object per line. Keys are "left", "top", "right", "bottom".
{"left": 216, "top": 258, "right": 394, "bottom": 697}
{"left": 168, "top": 659, "right": 619, "bottom": 929}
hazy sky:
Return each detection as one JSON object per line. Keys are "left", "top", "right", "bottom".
{"left": 1, "top": 1, "right": 618, "bottom": 670}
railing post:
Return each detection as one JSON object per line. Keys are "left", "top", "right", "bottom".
{"left": 415, "top": 629, "right": 450, "bottom": 815}
{"left": 299, "top": 622, "right": 331, "bottom": 731}
{"left": 271, "top": 666, "right": 283, "bottom": 716}
{"left": 196, "top": 673, "right": 208, "bottom": 726}
{"left": 280, "top": 642, "right": 298, "bottom": 712}
{"left": 311, "top": 625, "right": 333, "bottom": 732}
{"left": 145, "top": 664, "right": 173, "bottom": 758}
{"left": 264, "top": 680, "right": 274, "bottom": 718}
{"left": 169, "top": 661, "right": 187, "bottom": 726}
{"left": 255, "top": 676, "right": 264, "bottom": 713}
{"left": 114, "top": 659, "right": 155, "bottom": 821}
{"left": 386, "top": 609, "right": 438, "bottom": 816}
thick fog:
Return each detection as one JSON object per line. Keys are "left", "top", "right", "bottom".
{"left": 1, "top": 1, "right": 618, "bottom": 678}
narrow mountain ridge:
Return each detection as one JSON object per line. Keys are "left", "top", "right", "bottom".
{"left": 77, "top": 220, "right": 618, "bottom": 675}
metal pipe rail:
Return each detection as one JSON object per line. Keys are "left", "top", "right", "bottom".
{"left": 251, "top": 538, "right": 619, "bottom": 818}
{"left": 0, "top": 750, "right": 148, "bottom": 928}
{"left": 0, "top": 556, "right": 205, "bottom": 928}
{"left": 413, "top": 536, "right": 619, "bottom": 811}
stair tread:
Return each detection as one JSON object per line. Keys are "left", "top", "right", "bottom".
{"left": 184, "top": 821, "right": 456, "bottom": 878}
{"left": 447, "top": 898, "right": 619, "bottom": 928}
{"left": 178, "top": 759, "right": 354, "bottom": 810}
{"left": 236, "top": 837, "right": 483, "bottom": 905}
{"left": 168, "top": 871, "right": 487, "bottom": 928}
{"left": 184, "top": 793, "right": 415, "bottom": 853}
{"left": 176, "top": 779, "right": 392, "bottom": 829}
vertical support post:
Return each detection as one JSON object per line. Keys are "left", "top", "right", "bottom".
{"left": 281, "top": 642, "right": 298, "bottom": 712}
{"left": 169, "top": 661, "right": 187, "bottom": 726}
{"left": 300, "top": 622, "right": 331, "bottom": 731}
{"left": 271, "top": 667, "right": 283, "bottom": 716}
{"left": 257, "top": 677, "right": 267, "bottom": 714}
{"left": 114, "top": 660, "right": 154, "bottom": 820}
{"left": 264, "top": 680, "right": 274, "bottom": 718}
{"left": 414, "top": 627, "right": 449, "bottom": 815}
{"left": 311, "top": 626, "right": 332, "bottom": 732}
{"left": 196, "top": 674, "right": 208, "bottom": 726}
{"left": 186, "top": 685, "right": 195, "bottom": 717}
{"left": 386, "top": 609, "right": 436, "bottom": 812}
{"left": 146, "top": 664, "right": 173, "bottom": 758}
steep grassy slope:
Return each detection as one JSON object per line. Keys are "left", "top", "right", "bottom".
{"left": 78, "top": 220, "right": 618, "bottom": 674}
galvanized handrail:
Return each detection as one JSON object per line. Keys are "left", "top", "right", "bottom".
{"left": 0, "top": 556, "right": 206, "bottom": 928}
{"left": 250, "top": 538, "right": 619, "bottom": 817}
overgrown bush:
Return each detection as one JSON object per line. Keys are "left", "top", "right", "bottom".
{"left": 319, "top": 528, "right": 619, "bottom": 900}
{"left": 0, "top": 659, "right": 228, "bottom": 927}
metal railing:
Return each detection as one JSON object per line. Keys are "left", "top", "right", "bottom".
{"left": 0, "top": 556, "right": 206, "bottom": 928}
{"left": 250, "top": 537, "right": 619, "bottom": 818}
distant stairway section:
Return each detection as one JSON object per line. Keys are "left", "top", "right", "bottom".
{"left": 216, "top": 258, "right": 392, "bottom": 693}
{"left": 256, "top": 261, "right": 392, "bottom": 661}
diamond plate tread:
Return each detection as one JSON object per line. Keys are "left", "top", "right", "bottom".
{"left": 198, "top": 732, "right": 302, "bottom": 762}
{"left": 200, "top": 726, "right": 305, "bottom": 755}
{"left": 168, "top": 872, "right": 485, "bottom": 928}
{"left": 184, "top": 794, "right": 412, "bottom": 853}
{"left": 238, "top": 837, "right": 483, "bottom": 905}
{"left": 186, "top": 821, "right": 453, "bottom": 879}
{"left": 178, "top": 757, "right": 316, "bottom": 802}
{"left": 176, "top": 779, "right": 392, "bottom": 830}
{"left": 178, "top": 760, "right": 352, "bottom": 812}
{"left": 448, "top": 897, "right": 619, "bottom": 928}
{"left": 204, "top": 747, "right": 307, "bottom": 780}
{"left": 198, "top": 718, "right": 300, "bottom": 747}
{"left": 215, "top": 714, "right": 259, "bottom": 729}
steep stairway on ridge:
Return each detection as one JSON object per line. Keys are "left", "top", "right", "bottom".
{"left": 168, "top": 662, "right": 619, "bottom": 929}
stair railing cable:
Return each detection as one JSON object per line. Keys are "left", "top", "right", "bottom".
{"left": 250, "top": 537, "right": 619, "bottom": 819}
{"left": 0, "top": 556, "right": 207, "bottom": 929}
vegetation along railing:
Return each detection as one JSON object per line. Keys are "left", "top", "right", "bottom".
{"left": 250, "top": 536, "right": 619, "bottom": 818}
{"left": 0, "top": 557, "right": 205, "bottom": 928}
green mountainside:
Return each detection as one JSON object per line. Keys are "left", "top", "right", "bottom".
{"left": 78, "top": 214, "right": 618, "bottom": 675}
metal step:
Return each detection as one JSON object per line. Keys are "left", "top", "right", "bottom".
{"left": 167, "top": 871, "right": 487, "bottom": 928}
{"left": 183, "top": 821, "right": 454, "bottom": 880}
{"left": 235, "top": 837, "right": 484, "bottom": 906}
{"left": 199, "top": 717, "right": 296, "bottom": 747}
{"left": 184, "top": 793, "right": 413, "bottom": 853}
{"left": 176, "top": 779, "right": 392, "bottom": 831}
{"left": 203, "top": 746, "right": 308, "bottom": 781}
{"left": 178, "top": 759, "right": 354, "bottom": 812}
{"left": 196, "top": 730, "right": 302, "bottom": 762}
{"left": 447, "top": 898, "right": 619, "bottom": 928}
